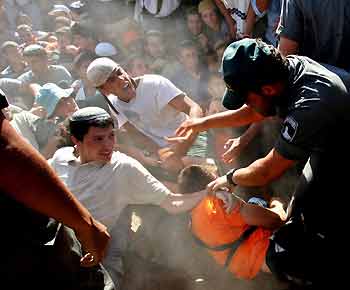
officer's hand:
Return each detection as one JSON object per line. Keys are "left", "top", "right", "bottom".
{"left": 207, "top": 175, "right": 231, "bottom": 194}
{"left": 215, "top": 190, "right": 234, "bottom": 214}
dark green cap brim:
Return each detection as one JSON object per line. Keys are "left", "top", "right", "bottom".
{"left": 222, "top": 88, "right": 246, "bottom": 110}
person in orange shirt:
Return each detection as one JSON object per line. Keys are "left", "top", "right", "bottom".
{"left": 178, "top": 164, "right": 287, "bottom": 280}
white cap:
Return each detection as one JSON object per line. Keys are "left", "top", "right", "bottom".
{"left": 95, "top": 42, "right": 118, "bottom": 57}
{"left": 86, "top": 57, "right": 119, "bottom": 88}
{"left": 48, "top": 4, "right": 71, "bottom": 16}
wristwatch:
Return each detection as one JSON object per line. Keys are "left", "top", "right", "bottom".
{"left": 226, "top": 168, "right": 238, "bottom": 187}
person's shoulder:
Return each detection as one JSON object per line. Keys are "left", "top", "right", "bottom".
{"left": 17, "top": 69, "right": 32, "bottom": 80}
{"left": 139, "top": 74, "right": 160, "bottom": 84}
{"left": 110, "top": 150, "right": 140, "bottom": 167}
{"left": 49, "top": 64, "right": 71, "bottom": 74}
{"left": 50, "top": 146, "right": 76, "bottom": 165}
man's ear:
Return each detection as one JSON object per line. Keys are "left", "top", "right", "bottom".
{"left": 70, "top": 135, "right": 80, "bottom": 146}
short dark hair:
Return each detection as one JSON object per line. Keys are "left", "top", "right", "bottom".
{"left": 250, "top": 39, "right": 289, "bottom": 92}
{"left": 71, "top": 22, "right": 96, "bottom": 40}
{"left": 69, "top": 116, "right": 114, "bottom": 141}
{"left": 185, "top": 6, "right": 200, "bottom": 19}
{"left": 73, "top": 51, "right": 97, "bottom": 72}
{"left": 178, "top": 165, "right": 216, "bottom": 193}
{"left": 55, "top": 16, "right": 71, "bottom": 26}
{"left": 1, "top": 41, "right": 18, "bottom": 53}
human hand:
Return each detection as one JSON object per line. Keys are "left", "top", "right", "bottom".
{"left": 197, "top": 33, "right": 209, "bottom": 50}
{"left": 221, "top": 137, "right": 242, "bottom": 164}
{"left": 207, "top": 175, "right": 232, "bottom": 194}
{"left": 30, "top": 105, "right": 47, "bottom": 118}
{"left": 75, "top": 218, "right": 110, "bottom": 267}
{"left": 158, "top": 147, "right": 184, "bottom": 173}
{"left": 215, "top": 190, "right": 234, "bottom": 213}
{"left": 166, "top": 118, "right": 206, "bottom": 144}
{"left": 65, "top": 45, "right": 80, "bottom": 55}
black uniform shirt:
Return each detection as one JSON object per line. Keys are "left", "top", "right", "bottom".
{"left": 274, "top": 55, "right": 350, "bottom": 161}
{"left": 0, "top": 89, "right": 9, "bottom": 110}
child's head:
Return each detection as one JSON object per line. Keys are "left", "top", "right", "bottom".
{"left": 178, "top": 164, "right": 216, "bottom": 193}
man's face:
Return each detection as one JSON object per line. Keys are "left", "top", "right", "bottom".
{"left": 187, "top": 14, "right": 203, "bottom": 36}
{"left": 99, "top": 66, "right": 137, "bottom": 102}
{"left": 178, "top": 46, "right": 199, "bottom": 71}
{"left": 75, "top": 125, "right": 115, "bottom": 163}
{"left": 73, "top": 34, "right": 92, "bottom": 50}
{"left": 18, "top": 28, "right": 34, "bottom": 44}
{"left": 145, "top": 35, "right": 164, "bottom": 58}
{"left": 25, "top": 55, "right": 49, "bottom": 75}
{"left": 129, "top": 58, "right": 149, "bottom": 77}
{"left": 246, "top": 90, "right": 277, "bottom": 117}
{"left": 200, "top": 8, "right": 219, "bottom": 30}
{"left": 53, "top": 97, "right": 78, "bottom": 119}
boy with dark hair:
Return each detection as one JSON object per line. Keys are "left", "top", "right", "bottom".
{"left": 178, "top": 164, "right": 286, "bottom": 279}
{"left": 49, "top": 107, "right": 208, "bottom": 289}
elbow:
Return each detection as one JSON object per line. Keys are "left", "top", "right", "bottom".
{"left": 159, "top": 198, "right": 184, "bottom": 215}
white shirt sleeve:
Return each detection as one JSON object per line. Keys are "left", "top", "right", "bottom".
{"left": 121, "top": 155, "right": 171, "bottom": 205}
{"left": 156, "top": 75, "right": 184, "bottom": 110}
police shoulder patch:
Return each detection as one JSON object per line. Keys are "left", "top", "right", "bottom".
{"left": 281, "top": 116, "right": 298, "bottom": 142}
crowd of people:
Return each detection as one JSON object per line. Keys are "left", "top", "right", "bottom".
{"left": 1, "top": 0, "right": 349, "bottom": 289}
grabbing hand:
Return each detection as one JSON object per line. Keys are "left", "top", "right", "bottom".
{"left": 221, "top": 137, "right": 242, "bottom": 164}
{"left": 75, "top": 217, "right": 110, "bottom": 267}
{"left": 207, "top": 175, "right": 232, "bottom": 194}
{"left": 166, "top": 118, "right": 205, "bottom": 144}
{"left": 215, "top": 190, "right": 234, "bottom": 213}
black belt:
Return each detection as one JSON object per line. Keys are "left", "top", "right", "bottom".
{"left": 191, "top": 223, "right": 257, "bottom": 267}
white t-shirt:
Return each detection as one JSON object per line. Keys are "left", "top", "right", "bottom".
{"left": 48, "top": 147, "right": 170, "bottom": 229}
{"left": 222, "top": 0, "right": 250, "bottom": 35}
{"left": 110, "top": 74, "right": 187, "bottom": 147}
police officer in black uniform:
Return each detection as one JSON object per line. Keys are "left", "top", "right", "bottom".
{"left": 171, "top": 38, "right": 349, "bottom": 287}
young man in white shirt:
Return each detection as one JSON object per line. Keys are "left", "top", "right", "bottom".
{"left": 48, "top": 107, "right": 208, "bottom": 289}
{"left": 86, "top": 57, "right": 205, "bottom": 174}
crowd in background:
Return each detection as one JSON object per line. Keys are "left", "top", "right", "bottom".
{"left": 0, "top": 0, "right": 289, "bottom": 196}
{"left": 1, "top": 1, "right": 350, "bottom": 289}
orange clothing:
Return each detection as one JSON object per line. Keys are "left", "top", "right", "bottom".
{"left": 191, "top": 195, "right": 271, "bottom": 279}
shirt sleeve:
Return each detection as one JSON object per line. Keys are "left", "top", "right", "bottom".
{"left": 274, "top": 105, "right": 334, "bottom": 161}
{"left": 276, "top": 0, "right": 303, "bottom": 42}
{"left": 17, "top": 71, "right": 32, "bottom": 85}
{"left": 122, "top": 156, "right": 170, "bottom": 206}
{"left": 156, "top": 75, "right": 184, "bottom": 110}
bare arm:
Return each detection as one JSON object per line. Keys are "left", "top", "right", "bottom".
{"left": 160, "top": 190, "right": 207, "bottom": 214}
{"left": 240, "top": 198, "right": 286, "bottom": 229}
{"left": 232, "top": 148, "right": 296, "bottom": 187}
{"left": 121, "top": 121, "right": 160, "bottom": 153}
{"left": 0, "top": 113, "right": 110, "bottom": 266}
{"left": 202, "top": 105, "right": 264, "bottom": 130}
{"left": 213, "top": 0, "right": 237, "bottom": 39}
{"left": 244, "top": 2, "right": 256, "bottom": 37}
{"left": 208, "top": 148, "right": 296, "bottom": 193}
{"left": 168, "top": 93, "right": 204, "bottom": 118}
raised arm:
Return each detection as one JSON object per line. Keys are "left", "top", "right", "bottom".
{"left": 168, "top": 93, "right": 204, "bottom": 118}
{"left": 160, "top": 190, "right": 207, "bottom": 214}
